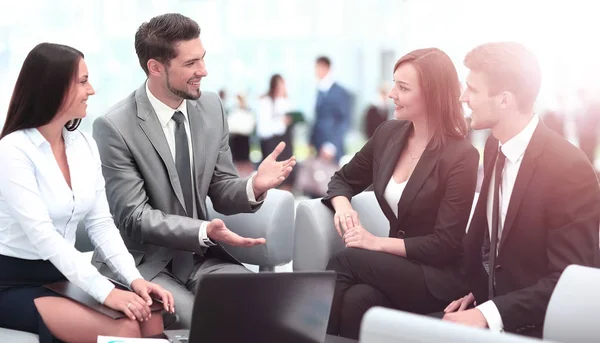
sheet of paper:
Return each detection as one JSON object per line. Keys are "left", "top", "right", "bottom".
{"left": 97, "top": 336, "right": 170, "bottom": 343}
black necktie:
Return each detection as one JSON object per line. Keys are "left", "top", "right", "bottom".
{"left": 171, "top": 111, "right": 195, "bottom": 282}
{"left": 488, "top": 147, "right": 506, "bottom": 299}
{"left": 172, "top": 111, "right": 193, "bottom": 216}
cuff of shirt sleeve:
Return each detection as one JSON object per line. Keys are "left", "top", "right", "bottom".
{"left": 198, "top": 221, "right": 216, "bottom": 247}
{"left": 122, "top": 269, "right": 144, "bottom": 288}
{"left": 89, "top": 274, "right": 116, "bottom": 304}
{"left": 247, "top": 175, "right": 266, "bottom": 204}
{"left": 476, "top": 300, "right": 504, "bottom": 332}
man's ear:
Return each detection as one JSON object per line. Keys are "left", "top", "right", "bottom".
{"left": 147, "top": 59, "right": 164, "bottom": 77}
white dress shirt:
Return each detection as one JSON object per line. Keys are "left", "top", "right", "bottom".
{"left": 477, "top": 115, "right": 539, "bottom": 332}
{"left": 383, "top": 177, "right": 408, "bottom": 218}
{"left": 145, "top": 83, "right": 263, "bottom": 247}
{"left": 0, "top": 129, "right": 143, "bottom": 304}
{"left": 317, "top": 72, "right": 335, "bottom": 93}
{"left": 256, "top": 96, "right": 291, "bottom": 139}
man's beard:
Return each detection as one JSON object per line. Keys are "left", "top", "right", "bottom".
{"left": 166, "top": 69, "right": 201, "bottom": 100}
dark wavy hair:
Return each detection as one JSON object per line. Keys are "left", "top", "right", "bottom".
{"left": 135, "top": 13, "right": 201, "bottom": 75}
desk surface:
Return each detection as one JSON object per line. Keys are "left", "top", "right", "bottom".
{"left": 159, "top": 332, "right": 357, "bottom": 343}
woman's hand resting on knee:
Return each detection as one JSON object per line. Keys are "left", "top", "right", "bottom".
{"left": 131, "top": 279, "right": 175, "bottom": 314}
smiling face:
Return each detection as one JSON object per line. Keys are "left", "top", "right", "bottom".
{"left": 162, "top": 38, "right": 207, "bottom": 101}
{"left": 387, "top": 63, "right": 427, "bottom": 121}
{"left": 56, "top": 58, "right": 95, "bottom": 121}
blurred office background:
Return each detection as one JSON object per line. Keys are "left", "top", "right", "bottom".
{"left": 1, "top": 0, "right": 599, "bottom": 191}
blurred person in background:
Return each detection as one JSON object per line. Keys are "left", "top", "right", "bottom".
{"left": 295, "top": 143, "right": 339, "bottom": 199}
{"left": 228, "top": 93, "right": 256, "bottom": 177}
{"left": 310, "top": 56, "right": 352, "bottom": 162}
{"left": 256, "top": 74, "right": 295, "bottom": 191}
{"left": 364, "top": 84, "right": 392, "bottom": 139}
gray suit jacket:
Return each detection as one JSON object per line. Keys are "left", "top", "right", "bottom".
{"left": 92, "top": 83, "right": 260, "bottom": 281}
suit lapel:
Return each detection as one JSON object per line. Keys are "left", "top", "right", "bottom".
{"left": 395, "top": 141, "right": 443, "bottom": 225}
{"left": 463, "top": 136, "right": 497, "bottom": 274}
{"left": 499, "top": 122, "right": 547, "bottom": 250}
{"left": 135, "top": 84, "right": 187, "bottom": 212}
{"left": 187, "top": 100, "right": 207, "bottom": 218}
{"left": 374, "top": 123, "right": 411, "bottom": 221}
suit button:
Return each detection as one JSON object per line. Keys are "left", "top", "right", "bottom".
{"left": 495, "top": 265, "right": 503, "bottom": 272}
{"left": 397, "top": 230, "right": 406, "bottom": 239}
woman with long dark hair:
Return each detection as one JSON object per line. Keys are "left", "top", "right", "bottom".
{"left": 324, "top": 48, "right": 480, "bottom": 339}
{"left": 0, "top": 43, "right": 174, "bottom": 342}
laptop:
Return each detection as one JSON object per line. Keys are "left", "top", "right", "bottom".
{"left": 164, "top": 271, "right": 336, "bottom": 343}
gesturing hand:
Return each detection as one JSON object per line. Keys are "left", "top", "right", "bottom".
{"left": 207, "top": 218, "right": 266, "bottom": 247}
{"left": 252, "top": 142, "right": 296, "bottom": 196}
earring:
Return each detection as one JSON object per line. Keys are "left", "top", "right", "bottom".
{"left": 64, "top": 118, "right": 82, "bottom": 131}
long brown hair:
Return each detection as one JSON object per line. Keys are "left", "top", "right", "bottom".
{"left": 394, "top": 48, "right": 467, "bottom": 149}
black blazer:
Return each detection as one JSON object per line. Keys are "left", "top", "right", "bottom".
{"left": 463, "top": 121, "right": 600, "bottom": 337}
{"left": 322, "top": 120, "right": 479, "bottom": 301}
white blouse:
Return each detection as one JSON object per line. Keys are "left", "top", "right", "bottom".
{"left": 383, "top": 177, "right": 408, "bottom": 218}
{"left": 256, "top": 97, "right": 291, "bottom": 139}
{"left": 0, "top": 128, "right": 142, "bottom": 303}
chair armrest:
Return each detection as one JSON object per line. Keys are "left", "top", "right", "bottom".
{"left": 207, "top": 189, "right": 295, "bottom": 268}
{"left": 293, "top": 191, "right": 388, "bottom": 271}
{"left": 293, "top": 198, "right": 344, "bottom": 271}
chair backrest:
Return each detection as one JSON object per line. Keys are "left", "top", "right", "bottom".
{"left": 360, "top": 307, "right": 546, "bottom": 343}
{"left": 543, "top": 264, "right": 600, "bottom": 342}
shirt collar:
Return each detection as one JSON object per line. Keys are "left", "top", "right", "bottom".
{"left": 317, "top": 72, "right": 335, "bottom": 92}
{"left": 145, "top": 81, "right": 189, "bottom": 127}
{"left": 25, "top": 127, "right": 76, "bottom": 147}
{"left": 499, "top": 115, "right": 539, "bottom": 164}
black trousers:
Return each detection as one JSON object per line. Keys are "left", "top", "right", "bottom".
{"left": 326, "top": 248, "right": 447, "bottom": 339}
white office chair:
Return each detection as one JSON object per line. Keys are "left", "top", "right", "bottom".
{"left": 359, "top": 307, "right": 548, "bottom": 343}
{"left": 544, "top": 264, "right": 600, "bottom": 342}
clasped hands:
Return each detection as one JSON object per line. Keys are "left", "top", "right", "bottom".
{"left": 334, "top": 210, "right": 381, "bottom": 251}
{"left": 104, "top": 279, "right": 174, "bottom": 322}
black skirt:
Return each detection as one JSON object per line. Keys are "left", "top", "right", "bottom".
{"left": 0, "top": 254, "right": 66, "bottom": 343}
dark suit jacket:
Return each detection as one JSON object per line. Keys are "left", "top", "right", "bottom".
{"left": 463, "top": 121, "right": 600, "bottom": 336}
{"left": 322, "top": 120, "right": 479, "bottom": 301}
{"left": 92, "top": 84, "right": 261, "bottom": 281}
{"left": 310, "top": 83, "right": 351, "bottom": 161}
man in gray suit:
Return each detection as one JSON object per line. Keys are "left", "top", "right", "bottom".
{"left": 92, "top": 13, "right": 295, "bottom": 327}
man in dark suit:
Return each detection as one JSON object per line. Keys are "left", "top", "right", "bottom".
{"left": 92, "top": 13, "right": 295, "bottom": 327}
{"left": 442, "top": 42, "right": 600, "bottom": 337}
{"left": 310, "top": 56, "right": 352, "bottom": 162}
